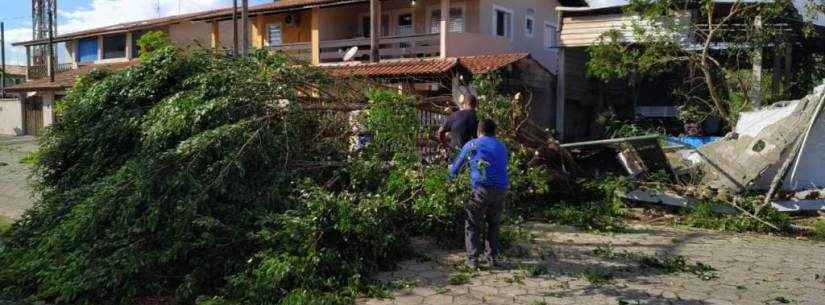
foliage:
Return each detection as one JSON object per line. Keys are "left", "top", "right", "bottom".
{"left": 586, "top": 0, "right": 823, "bottom": 129}
{"left": 0, "top": 215, "right": 11, "bottom": 236}
{"left": 138, "top": 30, "right": 173, "bottom": 61}
{"left": 680, "top": 198, "right": 791, "bottom": 233}
{"left": 593, "top": 243, "right": 718, "bottom": 281}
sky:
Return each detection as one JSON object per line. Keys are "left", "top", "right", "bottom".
{"left": 1, "top": 0, "right": 823, "bottom": 66}
{"left": 1, "top": 0, "right": 269, "bottom": 65}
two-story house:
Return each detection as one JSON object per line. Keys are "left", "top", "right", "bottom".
{"left": 5, "top": 0, "right": 563, "bottom": 138}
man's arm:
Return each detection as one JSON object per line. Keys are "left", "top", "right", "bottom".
{"left": 449, "top": 141, "right": 473, "bottom": 179}
{"left": 437, "top": 126, "right": 449, "bottom": 146}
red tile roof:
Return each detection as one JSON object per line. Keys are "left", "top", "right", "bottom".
{"left": 324, "top": 53, "right": 533, "bottom": 78}
{"left": 2, "top": 65, "right": 26, "bottom": 76}
{"left": 458, "top": 53, "right": 530, "bottom": 74}
{"left": 325, "top": 58, "right": 458, "bottom": 77}
{"left": 5, "top": 61, "right": 140, "bottom": 92}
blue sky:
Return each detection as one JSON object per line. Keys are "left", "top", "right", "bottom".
{"left": 1, "top": 0, "right": 269, "bottom": 65}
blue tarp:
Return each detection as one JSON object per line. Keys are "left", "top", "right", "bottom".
{"left": 667, "top": 136, "right": 720, "bottom": 149}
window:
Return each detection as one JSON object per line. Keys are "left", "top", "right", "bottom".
{"left": 429, "top": 6, "right": 465, "bottom": 33}
{"left": 397, "top": 13, "right": 413, "bottom": 36}
{"left": 544, "top": 22, "right": 556, "bottom": 49}
{"left": 361, "top": 14, "right": 390, "bottom": 37}
{"left": 492, "top": 5, "right": 513, "bottom": 40}
{"left": 102, "top": 34, "right": 126, "bottom": 59}
{"left": 132, "top": 31, "right": 146, "bottom": 58}
{"left": 267, "top": 24, "right": 283, "bottom": 46}
{"left": 525, "top": 16, "right": 535, "bottom": 37}
{"left": 76, "top": 37, "right": 99, "bottom": 63}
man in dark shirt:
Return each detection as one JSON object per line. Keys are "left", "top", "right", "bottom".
{"left": 438, "top": 94, "right": 479, "bottom": 154}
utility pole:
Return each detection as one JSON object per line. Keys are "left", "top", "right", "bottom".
{"left": 241, "top": 0, "right": 249, "bottom": 56}
{"left": 232, "top": 0, "right": 239, "bottom": 56}
{"left": 1, "top": 22, "right": 6, "bottom": 98}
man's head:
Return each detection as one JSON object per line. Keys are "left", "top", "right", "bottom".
{"left": 460, "top": 94, "right": 478, "bottom": 110}
{"left": 478, "top": 119, "right": 497, "bottom": 137}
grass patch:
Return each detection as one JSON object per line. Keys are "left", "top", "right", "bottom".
{"left": 584, "top": 268, "right": 613, "bottom": 286}
{"left": 593, "top": 243, "right": 717, "bottom": 281}
{"left": 0, "top": 215, "right": 12, "bottom": 235}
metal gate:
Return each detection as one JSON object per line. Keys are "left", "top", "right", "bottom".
{"left": 24, "top": 97, "right": 44, "bottom": 136}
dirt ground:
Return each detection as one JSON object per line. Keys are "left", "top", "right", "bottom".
{"left": 0, "top": 135, "right": 38, "bottom": 220}
{"left": 359, "top": 223, "right": 825, "bottom": 305}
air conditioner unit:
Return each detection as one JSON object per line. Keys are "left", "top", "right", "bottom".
{"left": 284, "top": 14, "right": 300, "bottom": 27}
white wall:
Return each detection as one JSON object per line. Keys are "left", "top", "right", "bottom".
{"left": 0, "top": 98, "right": 24, "bottom": 136}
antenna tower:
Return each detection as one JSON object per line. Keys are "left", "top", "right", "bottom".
{"left": 31, "top": 0, "right": 56, "bottom": 69}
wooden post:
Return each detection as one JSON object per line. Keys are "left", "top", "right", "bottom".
{"left": 772, "top": 48, "right": 781, "bottom": 101}
{"left": 1, "top": 22, "right": 5, "bottom": 97}
{"left": 440, "top": 0, "right": 449, "bottom": 58}
{"left": 232, "top": 0, "right": 239, "bottom": 56}
{"left": 784, "top": 45, "right": 792, "bottom": 94}
{"left": 556, "top": 48, "right": 566, "bottom": 142}
{"left": 25, "top": 46, "right": 31, "bottom": 80}
{"left": 211, "top": 22, "right": 221, "bottom": 50}
{"left": 241, "top": 0, "right": 250, "bottom": 55}
{"left": 370, "top": 0, "right": 380, "bottom": 62}
{"left": 255, "top": 15, "right": 266, "bottom": 48}
{"left": 311, "top": 7, "right": 321, "bottom": 65}
{"left": 750, "top": 15, "right": 763, "bottom": 107}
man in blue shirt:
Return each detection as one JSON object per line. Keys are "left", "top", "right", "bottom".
{"left": 449, "top": 119, "right": 509, "bottom": 268}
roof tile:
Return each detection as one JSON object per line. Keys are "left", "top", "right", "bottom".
{"left": 5, "top": 61, "right": 139, "bottom": 92}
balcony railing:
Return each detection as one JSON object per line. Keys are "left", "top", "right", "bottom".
{"left": 268, "top": 33, "right": 441, "bottom": 63}
{"left": 27, "top": 63, "right": 76, "bottom": 80}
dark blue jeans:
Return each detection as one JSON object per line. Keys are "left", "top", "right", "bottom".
{"left": 465, "top": 186, "right": 506, "bottom": 263}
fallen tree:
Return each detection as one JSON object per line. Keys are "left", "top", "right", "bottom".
{"left": 0, "top": 48, "right": 621, "bottom": 305}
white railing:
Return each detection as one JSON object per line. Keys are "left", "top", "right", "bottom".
{"left": 267, "top": 33, "right": 441, "bottom": 63}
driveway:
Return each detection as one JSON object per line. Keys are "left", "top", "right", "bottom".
{"left": 360, "top": 223, "right": 825, "bottom": 305}
{"left": 0, "top": 135, "right": 39, "bottom": 220}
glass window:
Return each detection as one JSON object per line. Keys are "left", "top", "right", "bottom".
{"left": 494, "top": 8, "right": 512, "bottom": 40}
{"left": 545, "top": 23, "right": 556, "bottom": 49}
{"left": 268, "top": 24, "right": 283, "bottom": 45}
{"left": 525, "top": 16, "right": 535, "bottom": 37}
{"left": 397, "top": 13, "right": 413, "bottom": 36}
{"left": 362, "top": 14, "right": 390, "bottom": 37}
{"left": 77, "top": 37, "right": 99, "bottom": 62}
{"left": 430, "top": 7, "right": 465, "bottom": 33}
{"left": 102, "top": 34, "right": 126, "bottom": 59}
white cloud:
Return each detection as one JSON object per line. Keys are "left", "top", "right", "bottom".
{"left": 58, "top": 0, "right": 230, "bottom": 33}
{"left": 3, "top": 27, "right": 32, "bottom": 66}
{"left": 4, "top": 0, "right": 237, "bottom": 65}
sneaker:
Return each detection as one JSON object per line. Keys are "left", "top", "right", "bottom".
{"left": 484, "top": 256, "right": 505, "bottom": 268}
{"left": 465, "top": 259, "right": 479, "bottom": 270}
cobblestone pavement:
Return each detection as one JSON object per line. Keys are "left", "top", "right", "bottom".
{"left": 0, "top": 136, "right": 38, "bottom": 220}
{"left": 359, "top": 223, "right": 825, "bottom": 305}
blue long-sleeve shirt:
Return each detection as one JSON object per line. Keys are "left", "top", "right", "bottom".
{"left": 449, "top": 136, "right": 509, "bottom": 190}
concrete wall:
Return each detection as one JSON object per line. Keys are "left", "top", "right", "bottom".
{"left": 479, "top": 0, "right": 560, "bottom": 73}
{"left": 169, "top": 20, "right": 213, "bottom": 49}
{"left": 0, "top": 98, "right": 24, "bottom": 136}
{"left": 40, "top": 91, "right": 56, "bottom": 127}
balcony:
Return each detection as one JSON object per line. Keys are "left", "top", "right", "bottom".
{"left": 268, "top": 33, "right": 440, "bottom": 63}
{"left": 27, "top": 63, "right": 74, "bottom": 80}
